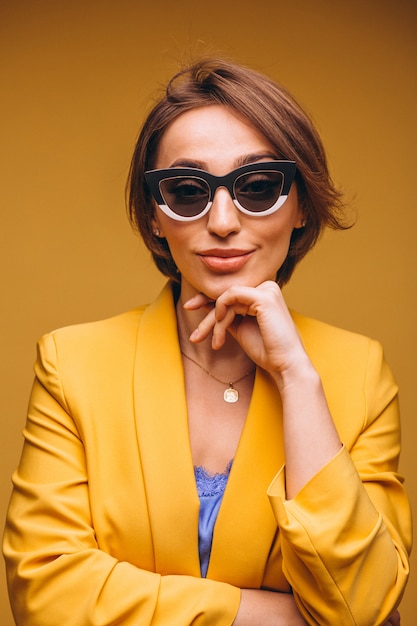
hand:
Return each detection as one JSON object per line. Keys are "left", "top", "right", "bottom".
{"left": 185, "top": 280, "right": 342, "bottom": 498}
{"left": 232, "top": 589, "right": 308, "bottom": 626}
{"left": 185, "top": 281, "right": 308, "bottom": 378}
{"left": 384, "top": 610, "right": 400, "bottom": 626}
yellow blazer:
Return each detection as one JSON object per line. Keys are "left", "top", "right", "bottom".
{"left": 3, "top": 283, "right": 412, "bottom": 626}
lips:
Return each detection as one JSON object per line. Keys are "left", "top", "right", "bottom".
{"left": 198, "top": 248, "right": 254, "bottom": 272}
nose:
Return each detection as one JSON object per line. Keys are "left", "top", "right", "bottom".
{"left": 206, "top": 187, "right": 241, "bottom": 237}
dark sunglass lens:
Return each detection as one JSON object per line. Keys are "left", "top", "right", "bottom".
{"left": 235, "top": 171, "right": 284, "bottom": 212}
{"left": 159, "top": 177, "right": 209, "bottom": 217}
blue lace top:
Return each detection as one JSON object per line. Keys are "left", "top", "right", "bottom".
{"left": 194, "top": 460, "right": 233, "bottom": 577}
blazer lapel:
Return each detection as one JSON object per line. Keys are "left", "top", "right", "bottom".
{"left": 133, "top": 282, "right": 285, "bottom": 585}
{"left": 133, "top": 283, "right": 201, "bottom": 576}
{"left": 208, "top": 368, "right": 284, "bottom": 587}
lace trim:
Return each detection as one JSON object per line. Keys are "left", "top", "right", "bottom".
{"left": 194, "top": 460, "right": 233, "bottom": 497}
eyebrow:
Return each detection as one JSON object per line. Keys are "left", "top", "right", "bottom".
{"left": 168, "top": 152, "right": 279, "bottom": 170}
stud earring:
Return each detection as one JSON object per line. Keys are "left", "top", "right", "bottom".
{"left": 153, "top": 228, "right": 161, "bottom": 237}
{"left": 301, "top": 219, "right": 307, "bottom": 227}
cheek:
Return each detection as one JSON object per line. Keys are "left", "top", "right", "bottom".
{"left": 261, "top": 219, "right": 298, "bottom": 265}
{"left": 157, "top": 219, "right": 195, "bottom": 260}
{"left": 154, "top": 209, "right": 183, "bottom": 242}
{"left": 263, "top": 210, "right": 299, "bottom": 245}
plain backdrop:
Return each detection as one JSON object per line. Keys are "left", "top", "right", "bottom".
{"left": 1, "top": 1, "right": 416, "bottom": 623}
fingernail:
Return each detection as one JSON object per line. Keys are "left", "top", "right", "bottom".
{"left": 189, "top": 328, "right": 199, "bottom": 341}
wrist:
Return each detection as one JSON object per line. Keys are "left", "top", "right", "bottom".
{"left": 270, "top": 356, "right": 320, "bottom": 395}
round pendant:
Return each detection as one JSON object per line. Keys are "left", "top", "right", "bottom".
{"left": 224, "top": 387, "right": 239, "bottom": 403}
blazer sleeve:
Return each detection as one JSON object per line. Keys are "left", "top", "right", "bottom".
{"left": 268, "top": 339, "right": 412, "bottom": 626}
{"left": 3, "top": 333, "right": 241, "bottom": 626}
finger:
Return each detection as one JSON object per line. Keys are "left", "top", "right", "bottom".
{"left": 189, "top": 307, "right": 217, "bottom": 343}
{"left": 215, "top": 286, "right": 259, "bottom": 321}
{"left": 215, "top": 300, "right": 250, "bottom": 322}
{"left": 183, "top": 293, "right": 214, "bottom": 311}
{"left": 215, "top": 281, "right": 281, "bottom": 322}
{"left": 212, "top": 307, "right": 238, "bottom": 350}
{"left": 187, "top": 289, "right": 251, "bottom": 345}
{"left": 391, "top": 610, "right": 401, "bottom": 626}
{"left": 384, "top": 610, "right": 401, "bottom": 626}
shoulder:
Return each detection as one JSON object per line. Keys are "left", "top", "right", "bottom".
{"left": 31, "top": 307, "right": 153, "bottom": 411}
{"left": 41, "top": 282, "right": 175, "bottom": 352}
{"left": 291, "top": 310, "right": 393, "bottom": 390}
{"left": 35, "top": 283, "right": 175, "bottom": 379}
{"left": 290, "top": 312, "right": 399, "bottom": 449}
{"left": 291, "top": 309, "right": 375, "bottom": 351}
{"left": 35, "top": 306, "right": 150, "bottom": 378}
{"left": 43, "top": 306, "right": 148, "bottom": 346}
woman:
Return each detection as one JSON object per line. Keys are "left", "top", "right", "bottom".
{"left": 3, "top": 58, "right": 411, "bottom": 625}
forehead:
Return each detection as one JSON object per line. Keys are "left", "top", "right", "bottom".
{"left": 155, "top": 105, "right": 276, "bottom": 171}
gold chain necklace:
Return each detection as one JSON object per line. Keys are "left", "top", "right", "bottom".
{"left": 181, "top": 351, "right": 255, "bottom": 403}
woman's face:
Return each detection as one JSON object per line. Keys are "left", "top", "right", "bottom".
{"left": 152, "top": 105, "right": 303, "bottom": 302}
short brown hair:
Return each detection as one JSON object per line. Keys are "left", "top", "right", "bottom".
{"left": 127, "top": 57, "right": 349, "bottom": 285}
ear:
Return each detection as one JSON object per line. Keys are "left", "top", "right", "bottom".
{"left": 291, "top": 185, "right": 306, "bottom": 229}
{"left": 151, "top": 218, "right": 165, "bottom": 238}
{"left": 294, "top": 216, "right": 307, "bottom": 229}
{"left": 294, "top": 204, "right": 307, "bottom": 229}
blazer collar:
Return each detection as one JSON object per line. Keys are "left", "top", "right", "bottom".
{"left": 133, "top": 283, "right": 284, "bottom": 585}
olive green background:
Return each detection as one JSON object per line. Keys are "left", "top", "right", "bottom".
{"left": 1, "top": 1, "right": 416, "bottom": 623}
